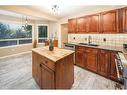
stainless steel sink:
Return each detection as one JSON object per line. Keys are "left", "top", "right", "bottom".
{"left": 78, "top": 43, "right": 99, "bottom": 47}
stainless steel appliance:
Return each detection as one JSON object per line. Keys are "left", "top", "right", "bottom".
{"left": 123, "top": 44, "right": 127, "bottom": 53}
{"left": 115, "top": 53, "right": 127, "bottom": 89}
{"left": 64, "top": 43, "right": 75, "bottom": 51}
{"left": 64, "top": 43, "right": 75, "bottom": 64}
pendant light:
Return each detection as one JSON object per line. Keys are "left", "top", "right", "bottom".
{"left": 25, "top": 16, "right": 28, "bottom": 28}
{"left": 21, "top": 16, "right": 25, "bottom": 32}
{"left": 21, "top": 16, "right": 28, "bottom": 32}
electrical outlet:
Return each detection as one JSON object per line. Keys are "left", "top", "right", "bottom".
{"left": 103, "top": 38, "right": 106, "bottom": 42}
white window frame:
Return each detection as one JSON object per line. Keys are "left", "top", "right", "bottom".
{"left": 0, "top": 20, "right": 34, "bottom": 48}
{"left": 37, "top": 24, "right": 49, "bottom": 44}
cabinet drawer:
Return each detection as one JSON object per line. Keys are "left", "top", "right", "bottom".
{"left": 40, "top": 56, "right": 55, "bottom": 71}
{"left": 85, "top": 48, "right": 98, "bottom": 53}
{"left": 76, "top": 46, "right": 84, "bottom": 51}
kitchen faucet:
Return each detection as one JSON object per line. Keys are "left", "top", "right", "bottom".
{"left": 88, "top": 35, "right": 92, "bottom": 44}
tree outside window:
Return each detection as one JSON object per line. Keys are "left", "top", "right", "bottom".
{"left": 0, "top": 22, "right": 32, "bottom": 47}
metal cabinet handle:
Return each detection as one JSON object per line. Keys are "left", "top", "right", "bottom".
{"left": 40, "top": 64, "right": 42, "bottom": 67}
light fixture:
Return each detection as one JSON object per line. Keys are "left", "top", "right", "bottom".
{"left": 25, "top": 16, "right": 28, "bottom": 27}
{"left": 51, "top": 5, "right": 59, "bottom": 15}
{"left": 21, "top": 16, "right": 28, "bottom": 31}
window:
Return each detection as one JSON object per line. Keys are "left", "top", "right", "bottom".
{"left": 38, "top": 25, "right": 48, "bottom": 43}
{"left": 0, "top": 22, "right": 32, "bottom": 47}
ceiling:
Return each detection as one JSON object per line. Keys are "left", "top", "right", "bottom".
{"left": 25, "top": 5, "right": 126, "bottom": 19}
{"left": 0, "top": 9, "right": 42, "bottom": 20}
{"left": 0, "top": 5, "right": 126, "bottom": 21}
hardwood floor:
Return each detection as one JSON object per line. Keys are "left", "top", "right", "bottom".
{"left": 0, "top": 52, "right": 122, "bottom": 89}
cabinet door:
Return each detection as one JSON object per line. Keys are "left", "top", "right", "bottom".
{"left": 101, "top": 10, "right": 119, "bottom": 33}
{"left": 98, "top": 50, "right": 110, "bottom": 77}
{"left": 55, "top": 54, "right": 74, "bottom": 89}
{"left": 88, "top": 14, "right": 100, "bottom": 33}
{"left": 85, "top": 48, "right": 98, "bottom": 72}
{"left": 110, "top": 52, "right": 117, "bottom": 80}
{"left": 40, "top": 63, "right": 55, "bottom": 89}
{"left": 77, "top": 17, "right": 87, "bottom": 33}
{"left": 68, "top": 19, "right": 77, "bottom": 33}
{"left": 123, "top": 7, "right": 127, "bottom": 32}
{"left": 75, "top": 46, "right": 85, "bottom": 68}
{"left": 32, "top": 52, "right": 41, "bottom": 87}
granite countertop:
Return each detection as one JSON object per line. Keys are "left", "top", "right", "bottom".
{"left": 32, "top": 46, "right": 75, "bottom": 62}
{"left": 64, "top": 42, "right": 124, "bottom": 52}
{"left": 65, "top": 42, "right": 127, "bottom": 66}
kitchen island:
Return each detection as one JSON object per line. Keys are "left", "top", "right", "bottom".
{"left": 32, "top": 46, "right": 74, "bottom": 89}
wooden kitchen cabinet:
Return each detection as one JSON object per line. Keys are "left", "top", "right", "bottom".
{"left": 40, "top": 63, "right": 55, "bottom": 89}
{"left": 98, "top": 50, "right": 110, "bottom": 77}
{"left": 67, "top": 7, "right": 127, "bottom": 34}
{"left": 122, "top": 7, "right": 127, "bottom": 33}
{"left": 77, "top": 17, "right": 87, "bottom": 33}
{"left": 87, "top": 14, "right": 100, "bottom": 33}
{"left": 101, "top": 10, "right": 119, "bottom": 33}
{"left": 85, "top": 48, "right": 98, "bottom": 72}
{"left": 32, "top": 47, "right": 74, "bottom": 89}
{"left": 75, "top": 45, "right": 118, "bottom": 81}
{"left": 68, "top": 18, "right": 77, "bottom": 33}
{"left": 110, "top": 52, "right": 117, "bottom": 80}
{"left": 32, "top": 52, "right": 41, "bottom": 86}
{"left": 75, "top": 46, "right": 85, "bottom": 68}
{"left": 55, "top": 54, "right": 74, "bottom": 89}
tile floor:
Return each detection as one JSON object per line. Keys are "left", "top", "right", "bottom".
{"left": 0, "top": 52, "right": 122, "bottom": 89}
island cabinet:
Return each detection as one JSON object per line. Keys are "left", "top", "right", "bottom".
{"left": 75, "top": 45, "right": 118, "bottom": 81}
{"left": 32, "top": 47, "right": 74, "bottom": 89}
{"left": 100, "top": 10, "right": 119, "bottom": 33}
{"left": 68, "top": 18, "right": 77, "bottom": 33}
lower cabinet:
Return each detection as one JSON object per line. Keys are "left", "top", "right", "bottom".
{"left": 75, "top": 46, "right": 117, "bottom": 81}
{"left": 85, "top": 48, "right": 98, "bottom": 72}
{"left": 40, "top": 63, "right": 55, "bottom": 89}
{"left": 75, "top": 46, "right": 85, "bottom": 68}
{"left": 110, "top": 52, "right": 117, "bottom": 80}
{"left": 98, "top": 50, "right": 110, "bottom": 77}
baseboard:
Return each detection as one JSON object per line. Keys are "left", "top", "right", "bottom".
{"left": 0, "top": 51, "right": 32, "bottom": 59}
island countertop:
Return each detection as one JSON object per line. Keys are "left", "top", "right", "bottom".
{"left": 32, "top": 46, "right": 75, "bottom": 62}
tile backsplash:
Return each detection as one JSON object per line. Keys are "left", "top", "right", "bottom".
{"left": 68, "top": 34, "right": 127, "bottom": 47}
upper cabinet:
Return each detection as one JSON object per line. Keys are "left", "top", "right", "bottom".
{"left": 87, "top": 14, "right": 100, "bottom": 33}
{"left": 77, "top": 17, "right": 87, "bottom": 33}
{"left": 76, "top": 14, "right": 100, "bottom": 33}
{"left": 68, "top": 7, "right": 127, "bottom": 34}
{"left": 68, "top": 19, "right": 77, "bottom": 33}
{"left": 122, "top": 7, "right": 127, "bottom": 33}
{"left": 101, "top": 10, "right": 119, "bottom": 33}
